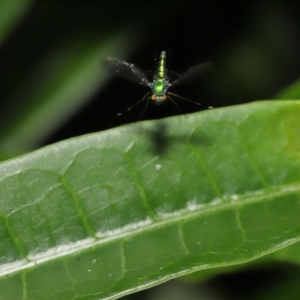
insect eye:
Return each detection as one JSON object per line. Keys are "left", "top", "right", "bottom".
{"left": 151, "top": 95, "right": 157, "bottom": 100}
{"left": 163, "top": 95, "right": 167, "bottom": 100}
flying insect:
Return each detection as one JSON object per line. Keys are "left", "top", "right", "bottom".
{"left": 103, "top": 51, "right": 211, "bottom": 121}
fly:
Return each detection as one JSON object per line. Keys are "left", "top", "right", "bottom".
{"left": 103, "top": 51, "right": 212, "bottom": 121}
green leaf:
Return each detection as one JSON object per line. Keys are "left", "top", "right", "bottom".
{"left": 275, "top": 77, "right": 300, "bottom": 100}
{"left": 1, "top": 100, "right": 300, "bottom": 299}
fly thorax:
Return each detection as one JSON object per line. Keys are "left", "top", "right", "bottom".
{"left": 153, "top": 79, "right": 166, "bottom": 95}
{"left": 151, "top": 79, "right": 167, "bottom": 104}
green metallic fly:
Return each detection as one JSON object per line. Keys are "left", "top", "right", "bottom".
{"left": 103, "top": 51, "right": 211, "bottom": 121}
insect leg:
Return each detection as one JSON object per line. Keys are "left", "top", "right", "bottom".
{"left": 168, "top": 92, "right": 202, "bottom": 106}
{"left": 168, "top": 95, "right": 188, "bottom": 119}
{"left": 127, "top": 92, "right": 151, "bottom": 111}
{"left": 136, "top": 97, "right": 150, "bottom": 123}
{"left": 169, "top": 70, "right": 181, "bottom": 77}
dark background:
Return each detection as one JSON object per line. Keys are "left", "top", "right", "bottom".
{"left": 1, "top": 1, "right": 299, "bottom": 147}
{"left": 47, "top": 1, "right": 300, "bottom": 144}
{"left": 1, "top": 1, "right": 300, "bottom": 299}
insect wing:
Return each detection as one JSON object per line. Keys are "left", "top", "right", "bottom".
{"left": 103, "top": 57, "right": 151, "bottom": 86}
{"left": 170, "top": 62, "right": 213, "bottom": 87}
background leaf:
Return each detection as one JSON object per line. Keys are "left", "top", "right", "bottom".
{"left": 0, "top": 32, "right": 134, "bottom": 154}
{"left": 0, "top": 0, "right": 31, "bottom": 44}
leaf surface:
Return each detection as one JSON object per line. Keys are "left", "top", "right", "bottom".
{"left": 1, "top": 100, "right": 300, "bottom": 299}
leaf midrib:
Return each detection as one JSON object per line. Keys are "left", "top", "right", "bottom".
{"left": 1, "top": 182, "right": 299, "bottom": 278}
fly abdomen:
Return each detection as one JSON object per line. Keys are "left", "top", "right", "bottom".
{"left": 157, "top": 51, "right": 167, "bottom": 79}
